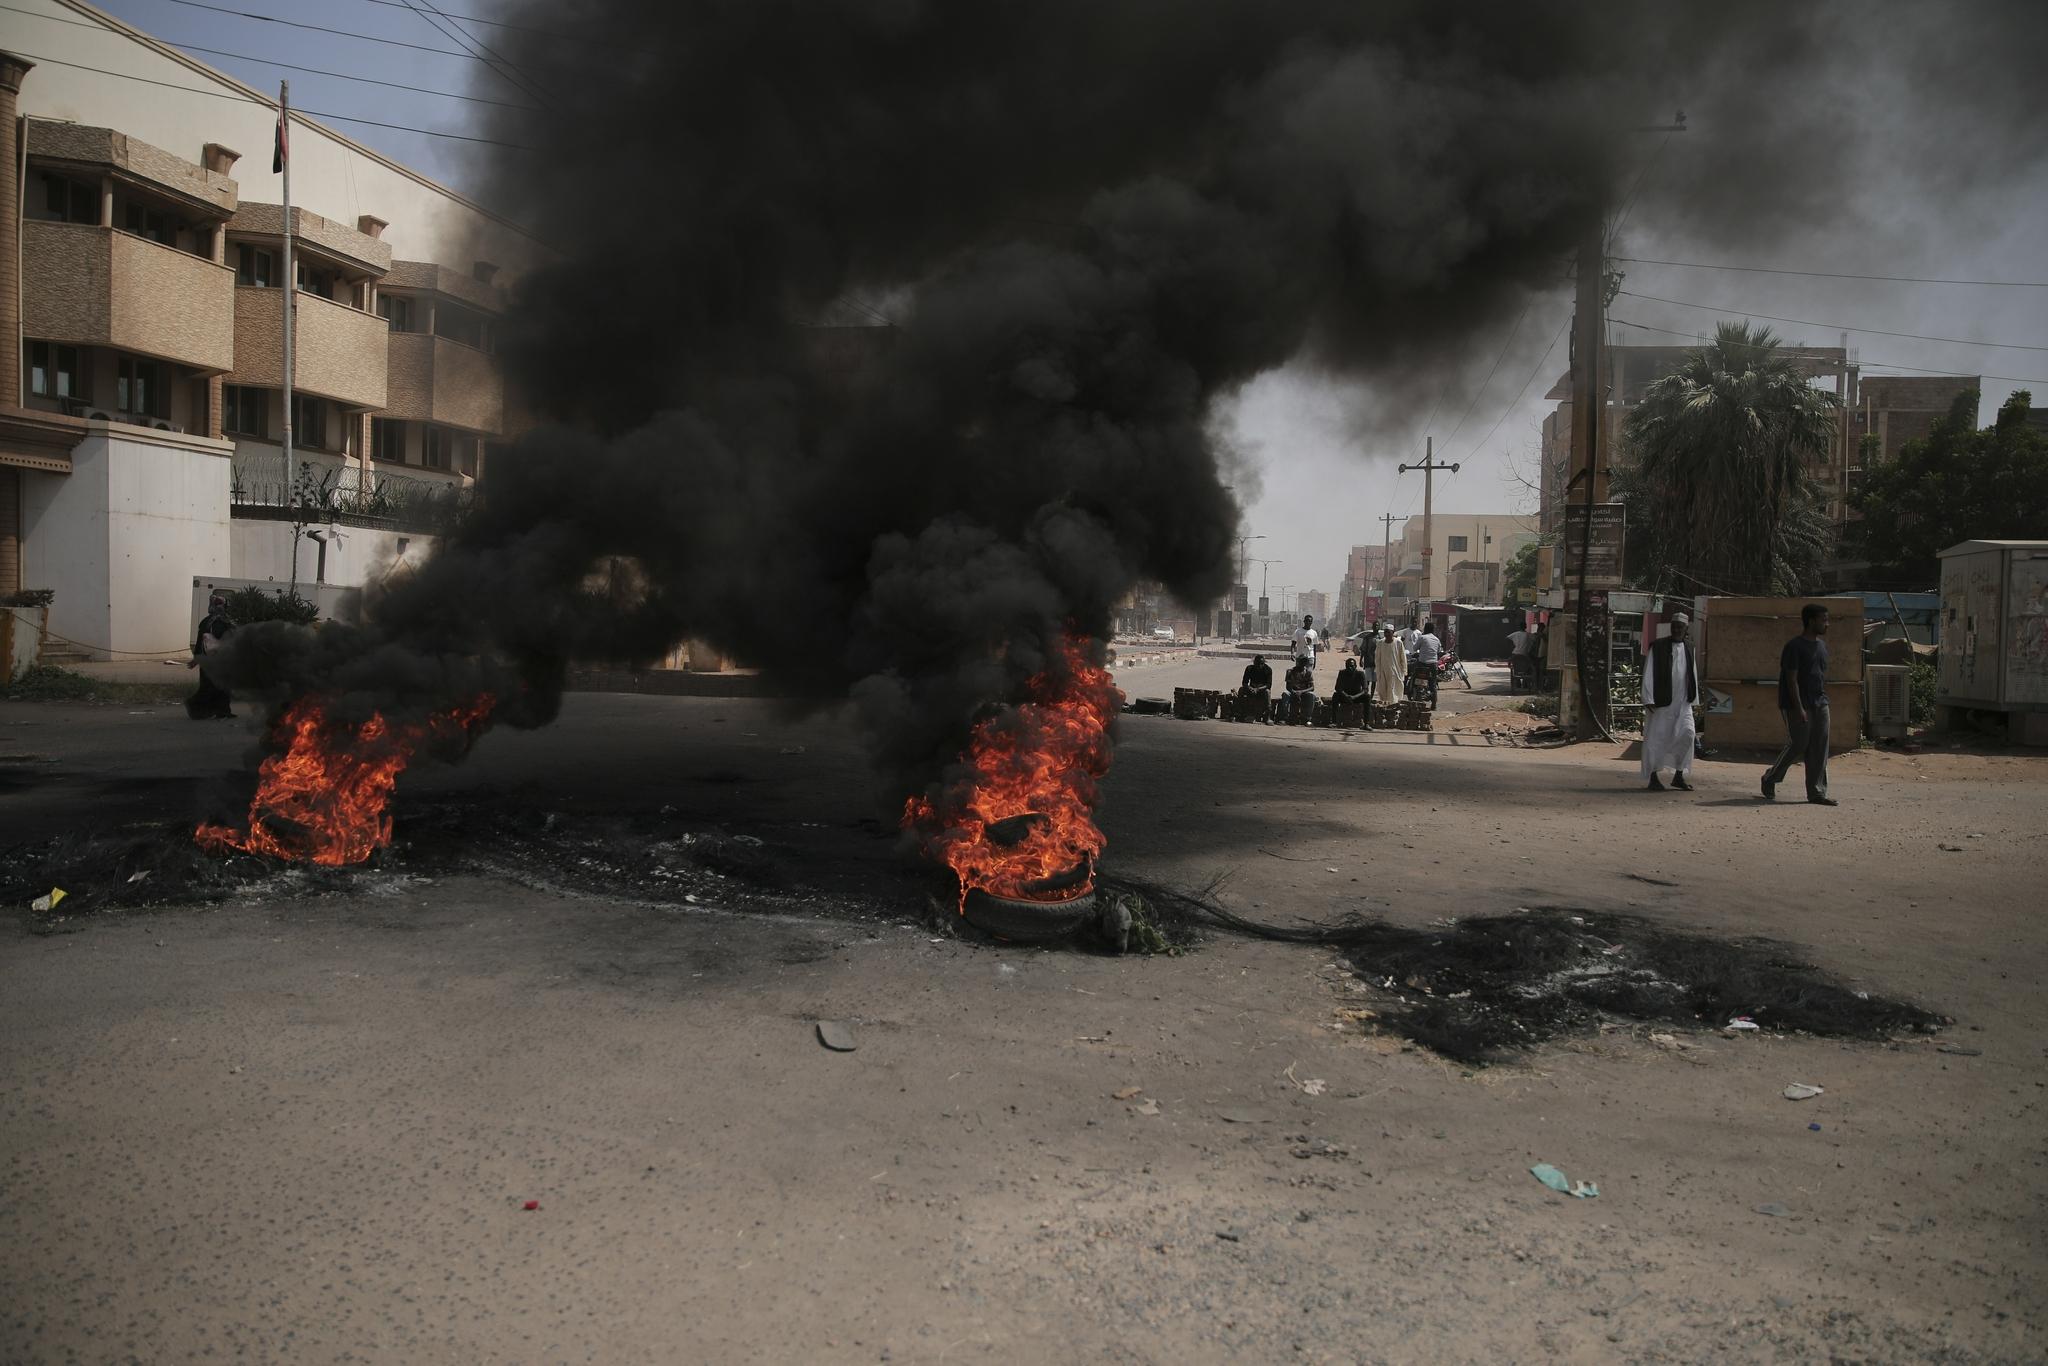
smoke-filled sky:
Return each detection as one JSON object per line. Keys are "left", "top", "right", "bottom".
{"left": 85, "top": 0, "right": 2048, "bottom": 612}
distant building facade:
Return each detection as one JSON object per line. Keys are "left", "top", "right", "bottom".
{"left": 1, "top": 1, "right": 542, "bottom": 660}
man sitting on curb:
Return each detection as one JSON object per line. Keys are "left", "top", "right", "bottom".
{"left": 1238, "top": 653, "right": 1273, "bottom": 723}
{"left": 1284, "top": 654, "right": 1317, "bottom": 724}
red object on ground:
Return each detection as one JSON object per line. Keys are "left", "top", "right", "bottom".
{"left": 523, "top": 1200, "right": 540, "bottom": 1211}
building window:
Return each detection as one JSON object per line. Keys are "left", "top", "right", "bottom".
{"left": 116, "top": 355, "right": 167, "bottom": 419}
{"left": 377, "top": 294, "right": 415, "bottom": 333}
{"left": 33, "top": 173, "right": 98, "bottom": 225}
{"left": 291, "top": 394, "right": 327, "bottom": 450}
{"left": 235, "top": 243, "right": 276, "bottom": 287}
{"left": 26, "top": 341, "right": 84, "bottom": 402}
{"left": 1447, "top": 535, "right": 1469, "bottom": 553}
{"left": 422, "top": 426, "right": 450, "bottom": 470}
{"left": 120, "top": 199, "right": 178, "bottom": 247}
{"left": 371, "top": 417, "right": 406, "bottom": 462}
{"left": 223, "top": 385, "right": 267, "bottom": 438}
{"left": 433, "top": 304, "right": 491, "bottom": 352}
{"left": 295, "top": 260, "right": 339, "bottom": 300}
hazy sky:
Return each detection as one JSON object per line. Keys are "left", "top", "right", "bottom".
{"left": 71, "top": 0, "right": 2048, "bottom": 607}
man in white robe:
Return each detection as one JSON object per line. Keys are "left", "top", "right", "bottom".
{"left": 1373, "top": 626, "right": 1404, "bottom": 706}
{"left": 1642, "top": 612, "right": 1699, "bottom": 791}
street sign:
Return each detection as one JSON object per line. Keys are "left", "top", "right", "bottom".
{"left": 1559, "top": 502, "right": 1625, "bottom": 590}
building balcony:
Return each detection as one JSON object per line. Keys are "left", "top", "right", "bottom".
{"left": 21, "top": 221, "right": 236, "bottom": 373}
{"left": 382, "top": 332, "right": 505, "bottom": 435}
{"left": 228, "top": 448, "right": 471, "bottom": 534}
{"left": 231, "top": 288, "right": 388, "bottom": 410}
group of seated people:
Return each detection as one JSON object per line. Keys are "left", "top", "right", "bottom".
{"left": 1236, "top": 652, "right": 1376, "bottom": 726}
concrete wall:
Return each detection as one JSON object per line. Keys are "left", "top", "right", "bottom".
{"left": 19, "top": 426, "right": 233, "bottom": 657}
{"left": 229, "top": 518, "right": 435, "bottom": 590}
{"left": 12, "top": 0, "right": 543, "bottom": 275}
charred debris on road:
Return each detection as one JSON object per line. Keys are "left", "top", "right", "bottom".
{"left": 4, "top": 815, "right": 1941, "bottom": 1067}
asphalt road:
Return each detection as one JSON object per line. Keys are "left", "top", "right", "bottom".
{"left": 2, "top": 690, "right": 2044, "bottom": 1362}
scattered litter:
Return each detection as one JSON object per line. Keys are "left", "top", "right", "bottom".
{"left": 1938, "top": 843, "right": 1964, "bottom": 852}
{"left": 1936, "top": 1044, "right": 1983, "bottom": 1057}
{"left": 522, "top": 1200, "right": 540, "bottom": 1211}
{"left": 1782, "top": 1083, "right": 1825, "bottom": 1101}
{"left": 1290, "top": 1138, "right": 1349, "bottom": 1159}
{"left": 1726, "top": 1018, "right": 1761, "bottom": 1031}
{"left": 1216, "top": 1109, "right": 1272, "bottom": 1124}
{"left": 1808, "top": 1123, "right": 1822, "bottom": 1132}
{"left": 1528, "top": 1163, "right": 1600, "bottom": 1198}
{"left": 1133, "top": 1098, "right": 1161, "bottom": 1116}
{"left": 1214, "top": 1229, "right": 1241, "bottom": 1242}
{"left": 29, "top": 888, "right": 66, "bottom": 913}
{"left": 1325, "top": 867, "right": 1340, "bottom": 874}
{"left": 126, "top": 870, "right": 150, "bottom": 885}
{"left": 1283, "top": 1062, "right": 1326, "bottom": 1096}
{"left": 1754, "top": 1202, "right": 1795, "bottom": 1218}
{"left": 1112, "top": 1086, "right": 1143, "bottom": 1101}
{"left": 816, "top": 1020, "right": 858, "bottom": 1052}
{"left": 1334, "top": 1007, "right": 1378, "bottom": 1023}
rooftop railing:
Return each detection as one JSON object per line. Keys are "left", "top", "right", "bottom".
{"left": 230, "top": 451, "right": 472, "bottom": 533}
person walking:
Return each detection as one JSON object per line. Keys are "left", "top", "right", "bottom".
{"left": 1762, "top": 603, "right": 1836, "bottom": 805}
{"left": 1641, "top": 612, "right": 1699, "bottom": 791}
{"left": 185, "top": 591, "right": 237, "bottom": 720}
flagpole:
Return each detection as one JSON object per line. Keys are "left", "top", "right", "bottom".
{"left": 278, "top": 80, "right": 295, "bottom": 505}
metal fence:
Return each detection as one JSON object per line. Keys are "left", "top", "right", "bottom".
{"left": 230, "top": 452, "right": 473, "bottom": 532}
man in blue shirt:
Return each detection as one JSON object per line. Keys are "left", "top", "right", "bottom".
{"left": 1761, "top": 603, "right": 1836, "bottom": 805}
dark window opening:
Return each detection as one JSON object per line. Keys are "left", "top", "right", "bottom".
{"left": 234, "top": 243, "right": 276, "bottom": 288}
{"left": 291, "top": 393, "right": 327, "bottom": 450}
{"left": 377, "top": 294, "right": 415, "bottom": 333}
{"left": 432, "top": 304, "right": 491, "bottom": 352}
{"left": 223, "top": 385, "right": 267, "bottom": 438}
{"left": 26, "top": 341, "right": 85, "bottom": 402}
{"left": 371, "top": 417, "right": 406, "bottom": 463}
{"left": 1447, "top": 535, "right": 1469, "bottom": 553}
{"left": 116, "top": 355, "right": 167, "bottom": 419}
{"left": 33, "top": 173, "right": 98, "bottom": 225}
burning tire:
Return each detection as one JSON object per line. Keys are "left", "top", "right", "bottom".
{"left": 961, "top": 887, "right": 1099, "bottom": 942}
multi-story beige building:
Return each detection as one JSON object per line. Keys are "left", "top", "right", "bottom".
{"left": 1, "top": 0, "right": 543, "bottom": 661}
{"left": 1384, "top": 512, "right": 1537, "bottom": 610}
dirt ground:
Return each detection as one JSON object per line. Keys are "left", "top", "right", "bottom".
{"left": 2, "top": 684, "right": 2045, "bottom": 1363}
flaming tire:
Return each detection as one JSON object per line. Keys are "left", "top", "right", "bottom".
{"left": 961, "top": 888, "right": 1098, "bottom": 943}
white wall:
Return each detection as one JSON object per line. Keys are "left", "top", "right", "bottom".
{"left": 19, "top": 427, "right": 233, "bottom": 657}
{"left": 230, "top": 518, "right": 435, "bottom": 590}
{"left": 11, "top": 0, "right": 542, "bottom": 273}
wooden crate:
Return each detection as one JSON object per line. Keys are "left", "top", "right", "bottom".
{"left": 1700, "top": 596, "right": 1863, "bottom": 751}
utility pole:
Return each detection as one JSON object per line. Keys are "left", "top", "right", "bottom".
{"left": 277, "top": 82, "right": 296, "bottom": 501}
{"left": 1398, "top": 436, "right": 1460, "bottom": 608}
{"left": 1249, "top": 557, "right": 1281, "bottom": 636}
{"left": 1560, "top": 219, "right": 1607, "bottom": 741}
{"left": 1377, "top": 512, "right": 1399, "bottom": 624}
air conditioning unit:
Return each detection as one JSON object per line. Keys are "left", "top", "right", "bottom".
{"left": 1865, "top": 663, "right": 1910, "bottom": 740}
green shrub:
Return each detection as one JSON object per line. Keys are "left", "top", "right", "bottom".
{"left": 0, "top": 664, "right": 102, "bottom": 700}
{"left": 222, "top": 587, "right": 319, "bottom": 626}
{"left": 1909, "top": 657, "right": 1938, "bottom": 726}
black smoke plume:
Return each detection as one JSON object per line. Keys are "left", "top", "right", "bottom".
{"left": 214, "top": 1, "right": 2048, "bottom": 804}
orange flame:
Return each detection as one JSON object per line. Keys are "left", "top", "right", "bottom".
{"left": 902, "top": 634, "right": 1122, "bottom": 908}
{"left": 196, "top": 694, "right": 494, "bottom": 866}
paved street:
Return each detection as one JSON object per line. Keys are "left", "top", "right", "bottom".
{"left": 3, "top": 691, "right": 2045, "bottom": 1362}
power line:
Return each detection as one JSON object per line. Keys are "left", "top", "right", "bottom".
{"left": 1615, "top": 290, "right": 2048, "bottom": 354}
{"left": 160, "top": 0, "right": 520, "bottom": 63}
{"left": 4, "top": 0, "right": 524, "bottom": 101}
{"left": 353, "top": 0, "right": 588, "bottom": 39}
{"left": 1615, "top": 255, "right": 2048, "bottom": 290}
{"left": 10, "top": 50, "right": 534, "bottom": 148}
{"left": 1607, "top": 315, "right": 2047, "bottom": 389}
{"left": 396, "top": 0, "right": 556, "bottom": 109}
{"left": 174, "top": 41, "right": 539, "bottom": 109}
{"left": 1463, "top": 317, "right": 1570, "bottom": 463}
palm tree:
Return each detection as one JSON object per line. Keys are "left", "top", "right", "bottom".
{"left": 1617, "top": 321, "right": 1838, "bottom": 596}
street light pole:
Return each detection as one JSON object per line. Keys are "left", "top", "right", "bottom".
{"left": 1235, "top": 533, "right": 1265, "bottom": 584}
